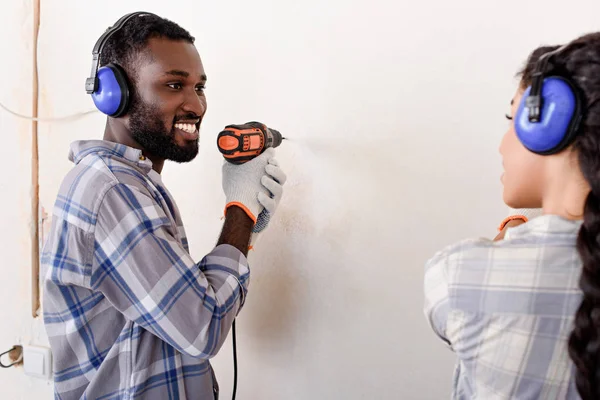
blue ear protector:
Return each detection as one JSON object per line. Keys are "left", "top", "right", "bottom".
{"left": 85, "top": 12, "right": 157, "bottom": 117}
{"left": 514, "top": 46, "right": 583, "bottom": 155}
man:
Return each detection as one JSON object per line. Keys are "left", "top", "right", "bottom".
{"left": 41, "top": 12, "right": 285, "bottom": 399}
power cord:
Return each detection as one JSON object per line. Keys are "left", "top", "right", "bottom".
{"left": 232, "top": 319, "right": 238, "bottom": 400}
{"left": 0, "top": 100, "right": 97, "bottom": 122}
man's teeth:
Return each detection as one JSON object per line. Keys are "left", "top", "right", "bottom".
{"left": 174, "top": 123, "right": 196, "bottom": 133}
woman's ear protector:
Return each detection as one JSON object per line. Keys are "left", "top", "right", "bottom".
{"left": 515, "top": 46, "right": 583, "bottom": 155}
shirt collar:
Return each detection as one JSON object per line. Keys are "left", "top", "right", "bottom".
{"left": 68, "top": 140, "right": 153, "bottom": 173}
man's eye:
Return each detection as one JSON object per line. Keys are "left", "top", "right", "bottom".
{"left": 168, "top": 83, "right": 182, "bottom": 90}
{"left": 196, "top": 85, "right": 206, "bottom": 94}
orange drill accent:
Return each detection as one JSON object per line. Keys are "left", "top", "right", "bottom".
{"left": 218, "top": 136, "right": 239, "bottom": 151}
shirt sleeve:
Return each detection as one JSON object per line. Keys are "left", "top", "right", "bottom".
{"left": 423, "top": 250, "right": 452, "bottom": 348}
{"left": 91, "top": 183, "right": 250, "bottom": 359}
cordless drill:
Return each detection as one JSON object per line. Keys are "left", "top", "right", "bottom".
{"left": 217, "top": 121, "right": 285, "bottom": 164}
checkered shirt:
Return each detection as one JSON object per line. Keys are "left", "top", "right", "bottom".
{"left": 424, "top": 215, "right": 584, "bottom": 399}
{"left": 41, "top": 140, "right": 249, "bottom": 399}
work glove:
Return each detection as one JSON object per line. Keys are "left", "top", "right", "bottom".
{"left": 506, "top": 207, "right": 543, "bottom": 221}
{"left": 222, "top": 148, "right": 286, "bottom": 233}
{"left": 253, "top": 157, "right": 286, "bottom": 234}
{"left": 495, "top": 207, "right": 543, "bottom": 241}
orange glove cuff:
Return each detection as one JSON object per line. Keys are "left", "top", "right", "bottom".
{"left": 498, "top": 215, "right": 528, "bottom": 231}
{"left": 224, "top": 202, "right": 258, "bottom": 224}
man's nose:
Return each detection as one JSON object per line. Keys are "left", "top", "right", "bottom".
{"left": 182, "top": 89, "right": 206, "bottom": 117}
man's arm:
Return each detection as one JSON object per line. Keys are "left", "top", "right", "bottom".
{"left": 93, "top": 183, "right": 250, "bottom": 359}
{"left": 217, "top": 205, "right": 254, "bottom": 257}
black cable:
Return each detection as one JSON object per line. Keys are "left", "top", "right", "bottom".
{"left": 232, "top": 319, "right": 238, "bottom": 400}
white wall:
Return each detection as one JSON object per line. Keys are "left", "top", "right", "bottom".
{"left": 3, "top": 0, "right": 600, "bottom": 398}
{"left": 0, "top": 0, "right": 54, "bottom": 398}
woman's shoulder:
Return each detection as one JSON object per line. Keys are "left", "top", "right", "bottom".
{"left": 426, "top": 215, "right": 582, "bottom": 273}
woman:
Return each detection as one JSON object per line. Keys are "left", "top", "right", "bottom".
{"left": 424, "top": 33, "right": 600, "bottom": 400}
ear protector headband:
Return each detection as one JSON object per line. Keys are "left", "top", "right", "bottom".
{"left": 515, "top": 44, "right": 584, "bottom": 155}
{"left": 85, "top": 12, "right": 157, "bottom": 117}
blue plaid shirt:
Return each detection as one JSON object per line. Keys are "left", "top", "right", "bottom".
{"left": 42, "top": 140, "right": 250, "bottom": 399}
{"left": 424, "top": 215, "right": 583, "bottom": 399}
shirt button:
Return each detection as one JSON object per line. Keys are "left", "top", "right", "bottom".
{"left": 139, "top": 155, "right": 146, "bottom": 161}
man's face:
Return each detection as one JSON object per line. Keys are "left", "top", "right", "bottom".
{"left": 127, "top": 37, "right": 207, "bottom": 163}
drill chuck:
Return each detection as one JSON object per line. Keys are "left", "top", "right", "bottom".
{"left": 268, "top": 128, "right": 283, "bottom": 148}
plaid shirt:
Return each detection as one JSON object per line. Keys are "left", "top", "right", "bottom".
{"left": 424, "top": 215, "right": 584, "bottom": 399}
{"left": 42, "top": 140, "right": 250, "bottom": 400}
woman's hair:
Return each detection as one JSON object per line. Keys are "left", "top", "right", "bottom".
{"left": 516, "top": 45, "right": 561, "bottom": 89}
{"left": 518, "top": 33, "right": 600, "bottom": 399}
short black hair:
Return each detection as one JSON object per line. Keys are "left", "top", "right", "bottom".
{"left": 99, "top": 13, "right": 195, "bottom": 82}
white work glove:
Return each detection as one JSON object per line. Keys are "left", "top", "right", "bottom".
{"left": 495, "top": 207, "right": 543, "bottom": 241}
{"left": 506, "top": 207, "right": 543, "bottom": 221}
{"left": 253, "top": 157, "right": 286, "bottom": 234}
{"left": 222, "top": 148, "right": 286, "bottom": 233}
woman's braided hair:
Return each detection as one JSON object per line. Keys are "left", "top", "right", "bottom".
{"left": 519, "top": 32, "right": 600, "bottom": 399}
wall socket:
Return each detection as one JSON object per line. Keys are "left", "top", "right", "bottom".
{"left": 23, "top": 345, "right": 52, "bottom": 380}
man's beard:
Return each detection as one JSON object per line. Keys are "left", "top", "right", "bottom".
{"left": 128, "top": 97, "right": 199, "bottom": 163}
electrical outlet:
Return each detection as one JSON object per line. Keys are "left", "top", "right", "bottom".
{"left": 23, "top": 345, "right": 52, "bottom": 380}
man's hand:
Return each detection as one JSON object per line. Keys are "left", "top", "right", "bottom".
{"left": 253, "top": 158, "right": 286, "bottom": 234}
{"left": 220, "top": 148, "right": 286, "bottom": 253}
{"left": 494, "top": 219, "right": 526, "bottom": 241}
{"left": 222, "top": 148, "right": 276, "bottom": 223}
